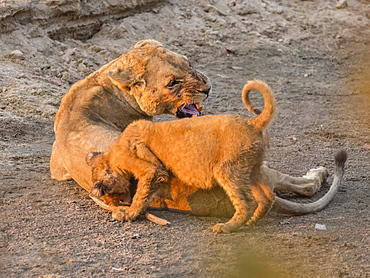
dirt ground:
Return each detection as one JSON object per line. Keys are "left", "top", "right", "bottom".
{"left": 0, "top": 0, "right": 369, "bottom": 277}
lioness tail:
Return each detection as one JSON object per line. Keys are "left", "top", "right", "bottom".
{"left": 272, "top": 149, "right": 348, "bottom": 215}
{"left": 242, "top": 80, "right": 276, "bottom": 131}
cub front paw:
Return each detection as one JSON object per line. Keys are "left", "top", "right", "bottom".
{"left": 212, "top": 223, "right": 238, "bottom": 234}
{"left": 112, "top": 208, "right": 137, "bottom": 222}
{"left": 246, "top": 219, "right": 257, "bottom": 227}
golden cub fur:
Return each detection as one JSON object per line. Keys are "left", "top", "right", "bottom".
{"left": 87, "top": 80, "right": 276, "bottom": 233}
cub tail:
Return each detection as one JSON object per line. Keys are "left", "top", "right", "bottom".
{"left": 242, "top": 80, "right": 276, "bottom": 131}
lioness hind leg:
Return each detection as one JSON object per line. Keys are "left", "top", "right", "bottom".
{"left": 50, "top": 142, "right": 71, "bottom": 181}
{"left": 246, "top": 183, "right": 275, "bottom": 226}
{"left": 212, "top": 169, "right": 254, "bottom": 233}
{"left": 263, "top": 165, "right": 328, "bottom": 196}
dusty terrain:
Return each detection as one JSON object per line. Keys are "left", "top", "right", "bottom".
{"left": 0, "top": 0, "right": 369, "bottom": 277}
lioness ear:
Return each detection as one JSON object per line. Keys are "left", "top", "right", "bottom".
{"left": 108, "top": 68, "right": 146, "bottom": 91}
{"left": 108, "top": 68, "right": 134, "bottom": 85}
{"left": 134, "top": 39, "right": 162, "bottom": 49}
{"left": 86, "top": 152, "right": 102, "bottom": 166}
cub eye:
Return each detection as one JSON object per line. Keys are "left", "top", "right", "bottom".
{"left": 166, "top": 79, "right": 182, "bottom": 88}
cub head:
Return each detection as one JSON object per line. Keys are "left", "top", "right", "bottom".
{"left": 108, "top": 39, "right": 211, "bottom": 118}
{"left": 85, "top": 152, "right": 132, "bottom": 202}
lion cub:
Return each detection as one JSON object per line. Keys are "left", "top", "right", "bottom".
{"left": 87, "top": 80, "right": 276, "bottom": 233}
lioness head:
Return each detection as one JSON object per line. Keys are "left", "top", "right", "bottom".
{"left": 85, "top": 152, "right": 132, "bottom": 202}
{"left": 107, "top": 39, "right": 211, "bottom": 118}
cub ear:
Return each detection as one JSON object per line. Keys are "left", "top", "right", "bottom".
{"left": 90, "top": 181, "right": 109, "bottom": 197}
{"left": 85, "top": 152, "right": 102, "bottom": 166}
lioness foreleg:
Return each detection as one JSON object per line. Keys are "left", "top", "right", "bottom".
{"left": 50, "top": 142, "right": 72, "bottom": 181}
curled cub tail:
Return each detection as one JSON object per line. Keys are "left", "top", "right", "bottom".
{"left": 242, "top": 80, "right": 276, "bottom": 131}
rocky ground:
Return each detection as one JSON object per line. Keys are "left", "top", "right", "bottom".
{"left": 0, "top": 0, "right": 369, "bottom": 277}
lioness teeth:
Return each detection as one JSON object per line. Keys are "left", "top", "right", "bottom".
{"left": 176, "top": 103, "right": 202, "bottom": 118}
{"left": 195, "top": 103, "right": 203, "bottom": 113}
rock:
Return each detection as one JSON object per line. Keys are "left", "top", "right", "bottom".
{"left": 315, "top": 223, "right": 327, "bottom": 230}
{"left": 234, "top": 2, "right": 260, "bottom": 15}
{"left": 220, "top": 48, "right": 237, "bottom": 56}
{"left": 77, "top": 62, "right": 88, "bottom": 73}
{"left": 8, "top": 50, "right": 24, "bottom": 60}
{"left": 204, "top": 4, "right": 227, "bottom": 16}
{"left": 53, "top": 79, "right": 62, "bottom": 86}
{"left": 336, "top": 0, "right": 347, "bottom": 9}
{"left": 283, "top": 38, "right": 291, "bottom": 45}
{"left": 204, "top": 13, "right": 217, "bottom": 22}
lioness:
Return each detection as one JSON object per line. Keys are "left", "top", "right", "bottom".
{"left": 86, "top": 80, "right": 276, "bottom": 233}
{"left": 51, "top": 39, "right": 340, "bottom": 218}
{"left": 50, "top": 39, "right": 210, "bottom": 205}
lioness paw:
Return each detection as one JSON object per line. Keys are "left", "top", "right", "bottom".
{"left": 304, "top": 167, "right": 329, "bottom": 182}
{"left": 298, "top": 167, "right": 329, "bottom": 196}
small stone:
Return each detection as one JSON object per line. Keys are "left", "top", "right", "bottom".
{"left": 315, "top": 223, "right": 327, "bottom": 230}
{"left": 131, "top": 233, "right": 141, "bottom": 239}
{"left": 11, "top": 50, "right": 23, "bottom": 56}
{"left": 283, "top": 38, "right": 291, "bottom": 45}
{"left": 53, "top": 79, "right": 62, "bottom": 86}
{"left": 204, "top": 13, "right": 217, "bottom": 22}
{"left": 230, "top": 66, "right": 244, "bottom": 70}
{"left": 205, "top": 4, "right": 227, "bottom": 16}
{"left": 220, "top": 48, "right": 237, "bottom": 56}
{"left": 336, "top": 0, "right": 347, "bottom": 9}
{"left": 279, "top": 220, "right": 291, "bottom": 225}
{"left": 9, "top": 50, "right": 24, "bottom": 60}
{"left": 77, "top": 62, "right": 88, "bottom": 73}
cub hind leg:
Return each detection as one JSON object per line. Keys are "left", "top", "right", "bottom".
{"left": 212, "top": 166, "right": 257, "bottom": 233}
{"left": 246, "top": 183, "right": 275, "bottom": 226}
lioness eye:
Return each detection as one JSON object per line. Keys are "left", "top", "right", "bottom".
{"left": 166, "top": 80, "right": 182, "bottom": 88}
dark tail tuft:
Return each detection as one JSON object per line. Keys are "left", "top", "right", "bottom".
{"left": 334, "top": 149, "right": 348, "bottom": 168}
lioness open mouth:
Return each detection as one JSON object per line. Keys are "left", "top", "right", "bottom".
{"left": 176, "top": 103, "right": 202, "bottom": 118}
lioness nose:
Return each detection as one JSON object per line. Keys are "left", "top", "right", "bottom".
{"left": 203, "top": 86, "right": 211, "bottom": 96}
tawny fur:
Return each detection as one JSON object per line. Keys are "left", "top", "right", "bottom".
{"left": 51, "top": 39, "right": 341, "bottom": 218}
{"left": 87, "top": 80, "right": 276, "bottom": 233}
{"left": 50, "top": 39, "right": 210, "bottom": 206}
